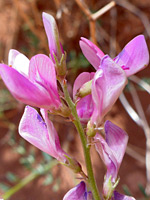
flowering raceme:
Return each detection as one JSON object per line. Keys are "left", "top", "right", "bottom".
{"left": 73, "top": 35, "right": 149, "bottom": 126}
{"left": 0, "top": 9, "right": 144, "bottom": 200}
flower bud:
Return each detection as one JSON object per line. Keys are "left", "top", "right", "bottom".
{"left": 75, "top": 79, "right": 92, "bottom": 100}
{"left": 86, "top": 121, "right": 96, "bottom": 137}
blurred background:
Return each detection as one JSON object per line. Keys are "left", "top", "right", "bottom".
{"left": 0, "top": 0, "right": 150, "bottom": 199}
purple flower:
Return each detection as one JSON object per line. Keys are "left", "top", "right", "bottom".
{"left": 91, "top": 56, "right": 127, "bottom": 126}
{"left": 74, "top": 35, "right": 149, "bottom": 125}
{"left": 63, "top": 181, "right": 93, "bottom": 200}
{"left": 42, "top": 12, "right": 64, "bottom": 62}
{"left": 80, "top": 35, "right": 149, "bottom": 76}
{"left": 94, "top": 121, "right": 128, "bottom": 197}
{"left": 73, "top": 56, "right": 127, "bottom": 125}
{"left": 19, "top": 106, "right": 67, "bottom": 163}
{"left": 0, "top": 51, "right": 61, "bottom": 110}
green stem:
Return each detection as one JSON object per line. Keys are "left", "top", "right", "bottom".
{"left": 2, "top": 160, "right": 58, "bottom": 200}
{"left": 61, "top": 80, "right": 101, "bottom": 200}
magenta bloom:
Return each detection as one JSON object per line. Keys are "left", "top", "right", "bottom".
{"left": 42, "top": 12, "right": 64, "bottom": 62}
{"left": 0, "top": 51, "right": 61, "bottom": 110}
{"left": 74, "top": 35, "right": 149, "bottom": 125}
{"left": 19, "top": 106, "right": 67, "bottom": 163}
{"left": 94, "top": 121, "right": 128, "bottom": 196}
{"left": 73, "top": 56, "right": 127, "bottom": 125}
{"left": 63, "top": 181, "right": 92, "bottom": 200}
{"left": 80, "top": 35, "right": 149, "bottom": 76}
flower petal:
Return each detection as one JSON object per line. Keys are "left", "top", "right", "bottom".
{"left": 114, "top": 35, "right": 149, "bottom": 77}
{"left": 63, "top": 182, "right": 88, "bottom": 200}
{"left": 94, "top": 132, "right": 118, "bottom": 181}
{"left": 0, "top": 64, "right": 53, "bottom": 108}
{"left": 29, "top": 54, "right": 61, "bottom": 109}
{"left": 42, "top": 12, "right": 58, "bottom": 56}
{"left": 91, "top": 55, "right": 127, "bottom": 125}
{"left": 42, "top": 12, "right": 63, "bottom": 61}
{"left": 19, "top": 106, "right": 67, "bottom": 163}
{"left": 80, "top": 37, "right": 105, "bottom": 70}
{"left": 105, "top": 121, "right": 128, "bottom": 166}
{"left": 76, "top": 95, "right": 94, "bottom": 123}
{"left": 8, "top": 49, "right": 29, "bottom": 76}
{"left": 94, "top": 121, "right": 128, "bottom": 182}
{"left": 113, "top": 191, "right": 136, "bottom": 200}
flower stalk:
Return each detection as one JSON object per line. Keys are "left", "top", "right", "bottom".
{"left": 61, "top": 79, "right": 101, "bottom": 200}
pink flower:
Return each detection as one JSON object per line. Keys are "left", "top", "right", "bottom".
{"left": 0, "top": 52, "right": 61, "bottom": 110}
{"left": 63, "top": 181, "right": 93, "bottom": 200}
{"left": 80, "top": 35, "right": 149, "bottom": 76}
{"left": 74, "top": 35, "right": 149, "bottom": 125}
{"left": 19, "top": 106, "right": 67, "bottom": 163}
{"left": 94, "top": 121, "right": 128, "bottom": 197}
{"left": 73, "top": 56, "right": 127, "bottom": 125}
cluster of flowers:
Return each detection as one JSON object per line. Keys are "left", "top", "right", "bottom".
{"left": 0, "top": 12, "right": 149, "bottom": 200}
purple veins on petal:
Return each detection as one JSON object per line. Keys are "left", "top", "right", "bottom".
{"left": 19, "top": 106, "right": 67, "bottom": 163}
{"left": 63, "top": 181, "right": 92, "bottom": 200}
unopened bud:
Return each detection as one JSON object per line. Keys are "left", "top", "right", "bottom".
{"left": 75, "top": 79, "right": 92, "bottom": 99}
{"left": 86, "top": 121, "right": 96, "bottom": 137}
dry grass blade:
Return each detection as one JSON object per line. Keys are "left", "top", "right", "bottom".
{"left": 91, "top": 1, "right": 116, "bottom": 21}
{"left": 119, "top": 92, "right": 143, "bottom": 127}
{"left": 129, "top": 75, "right": 150, "bottom": 94}
{"left": 129, "top": 83, "right": 149, "bottom": 137}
